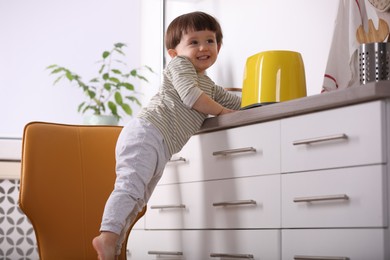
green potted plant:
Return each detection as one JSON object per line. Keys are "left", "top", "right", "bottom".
{"left": 47, "top": 42, "right": 153, "bottom": 125}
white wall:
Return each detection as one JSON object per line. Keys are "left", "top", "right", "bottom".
{"left": 0, "top": 0, "right": 339, "bottom": 138}
{"left": 141, "top": 0, "right": 339, "bottom": 103}
{"left": 0, "top": 0, "right": 142, "bottom": 137}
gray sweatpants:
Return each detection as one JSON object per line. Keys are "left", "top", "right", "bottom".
{"left": 100, "top": 117, "right": 170, "bottom": 254}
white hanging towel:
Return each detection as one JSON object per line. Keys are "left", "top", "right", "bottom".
{"left": 321, "top": 0, "right": 379, "bottom": 93}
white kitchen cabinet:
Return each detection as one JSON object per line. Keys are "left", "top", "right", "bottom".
{"left": 280, "top": 100, "right": 390, "bottom": 258}
{"left": 129, "top": 95, "right": 390, "bottom": 259}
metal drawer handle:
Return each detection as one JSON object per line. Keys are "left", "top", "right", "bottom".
{"left": 293, "top": 133, "right": 348, "bottom": 146}
{"left": 294, "top": 255, "right": 349, "bottom": 260}
{"left": 150, "top": 204, "right": 186, "bottom": 209}
{"left": 212, "top": 147, "right": 256, "bottom": 156}
{"left": 210, "top": 253, "right": 254, "bottom": 259}
{"left": 293, "top": 194, "right": 349, "bottom": 203}
{"left": 148, "top": 251, "right": 183, "bottom": 256}
{"left": 168, "top": 156, "right": 186, "bottom": 163}
{"left": 213, "top": 199, "right": 257, "bottom": 207}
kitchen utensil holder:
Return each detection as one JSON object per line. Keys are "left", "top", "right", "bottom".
{"left": 358, "top": 42, "right": 390, "bottom": 84}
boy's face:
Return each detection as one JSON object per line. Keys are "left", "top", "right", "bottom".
{"left": 168, "top": 30, "right": 221, "bottom": 74}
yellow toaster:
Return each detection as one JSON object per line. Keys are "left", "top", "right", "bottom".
{"left": 241, "top": 50, "right": 307, "bottom": 109}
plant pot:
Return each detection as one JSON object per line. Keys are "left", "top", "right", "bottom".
{"left": 83, "top": 115, "right": 119, "bottom": 125}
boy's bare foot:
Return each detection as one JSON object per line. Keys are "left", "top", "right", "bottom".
{"left": 92, "top": 232, "right": 119, "bottom": 260}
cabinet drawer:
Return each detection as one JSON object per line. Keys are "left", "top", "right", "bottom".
{"left": 161, "top": 121, "right": 281, "bottom": 184}
{"left": 282, "top": 229, "right": 388, "bottom": 260}
{"left": 282, "top": 165, "right": 387, "bottom": 228}
{"left": 128, "top": 229, "right": 281, "bottom": 260}
{"left": 281, "top": 101, "right": 386, "bottom": 173}
{"left": 159, "top": 135, "right": 201, "bottom": 185}
{"left": 146, "top": 174, "right": 281, "bottom": 229}
{"left": 161, "top": 121, "right": 280, "bottom": 184}
{"left": 199, "top": 121, "right": 280, "bottom": 179}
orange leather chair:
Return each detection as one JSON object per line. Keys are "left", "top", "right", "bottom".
{"left": 19, "top": 122, "right": 146, "bottom": 260}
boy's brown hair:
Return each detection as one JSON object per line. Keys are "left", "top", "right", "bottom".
{"left": 165, "top": 11, "right": 223, "bottom": 50}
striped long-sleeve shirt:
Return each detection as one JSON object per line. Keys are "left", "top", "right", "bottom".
{"left": 137, "top": 56, "right": 241, "bottom": 157}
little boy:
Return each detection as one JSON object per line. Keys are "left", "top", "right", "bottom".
{"left": 93, "top": 11, "right": 241, "bottom": 259}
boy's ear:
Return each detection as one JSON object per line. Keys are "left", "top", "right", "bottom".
{"left": 167, "top": 49, "right": 177, "bottom": 58}
{"left": 217, "top": 43, "right": 222, "bottom": 53}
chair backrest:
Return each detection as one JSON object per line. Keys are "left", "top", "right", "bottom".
{"left": 19, "top": 122, "right": 145, "bottom": 260}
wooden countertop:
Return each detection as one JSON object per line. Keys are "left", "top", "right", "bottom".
{"left": 198, "top": 81, "right": 390, "bottom": 134}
